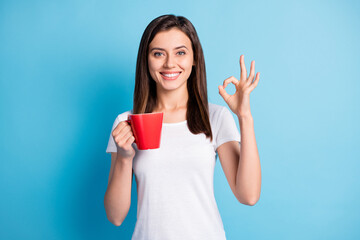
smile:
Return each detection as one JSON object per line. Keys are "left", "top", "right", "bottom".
{"left": 160, "top": 72, "right": 181, "bottom": 80}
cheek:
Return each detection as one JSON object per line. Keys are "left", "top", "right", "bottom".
{"left": 179, "top": 57, "right": 194, "bottom": 69}
{"left": 148, "top": 59, "right": 162, "bottom": 72}
{"left": 148, "top": 62, "right": 157, "bottom": 77}
{"left": 148, "top": 61, "right": 163, "bottom": 81}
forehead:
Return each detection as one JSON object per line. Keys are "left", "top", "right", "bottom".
{"left": 149, "top": 28, "right": 192, "bottom": 49}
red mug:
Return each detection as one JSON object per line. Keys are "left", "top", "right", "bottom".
{"left": 125, "top": 112, "right": 163, "bottom": 150}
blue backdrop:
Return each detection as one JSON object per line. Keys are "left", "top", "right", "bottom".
{"left": 1, "top": 0, "right": 359, "bottom": 239}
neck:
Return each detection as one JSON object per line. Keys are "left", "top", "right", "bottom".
{"left": 155, "top": 86, "right": 189, "bottom": 112}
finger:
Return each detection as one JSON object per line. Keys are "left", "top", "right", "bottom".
{"left": 249, "top": 72, "right": 260, "bottom": 91}
{"left": 113, "top": 122, "right": 128, "bottom": 137}
{"left": 114, "top": 126, "right": 132, "bottom": 144}
{"left": 247, "top": 60, "right": 255, "bottom": 85}
{"left": 112, "top": 121, "right": 128, "bottom": 136}
{"left": 118, "top": 125, "right": 133, "bottom": 139}
{"left": 240, "top": 55, "right": 247, "bottom": 81}
{"left": 125, "top": 135, "right": 135, "bottom": 146}
{"left": 218, "top": 85, "right": 231, "bottom": 101}
{"left": 117, "top": 130, "right": 133, "bottom": 146}
{"left": 222, "top": 76, "right": 239, "bottom": 88}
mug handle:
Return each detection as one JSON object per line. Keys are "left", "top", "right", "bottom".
{"left": 125, "top": 119, "right": 136, "bottom": 143}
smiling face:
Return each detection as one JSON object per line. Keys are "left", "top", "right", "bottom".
{"left": 148, "top": 28, "right": 195, "bottom": 93}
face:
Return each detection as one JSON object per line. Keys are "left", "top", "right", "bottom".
{"left": 148, "top": 28, "right": 195, "bottom": 93}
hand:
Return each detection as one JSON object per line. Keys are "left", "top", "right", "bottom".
{"left": 218, "top": 55, "right": 260, "bottom": 117}
{"left": 112, "top": 121, "right": 136, "bottom": 160}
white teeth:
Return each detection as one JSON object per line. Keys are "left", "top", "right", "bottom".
{"left": 162, "top": 73, "right": 180, "bottom": 77}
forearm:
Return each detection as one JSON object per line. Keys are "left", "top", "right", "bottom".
{"left": 236, "top": 114, "right": 261, "bottom": 205}
{"left": 104, "top": 157, "right": 133, "bottom": 226}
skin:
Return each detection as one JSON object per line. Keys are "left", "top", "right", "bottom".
{"left": 217, "top": 55, "right": 261, "bottom": 205}
{"left": 148, "top": 28, "right": 262, "bottom": 205}
{"left": 109, "top": 28, "right": 261, "bottom": 209}
{"left": 147, "top": 27, "right": 195, "bottom": 122}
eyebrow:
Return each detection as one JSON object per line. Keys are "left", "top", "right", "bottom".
{"left": 150, "top": 45, "right": 188, "bottom": 52}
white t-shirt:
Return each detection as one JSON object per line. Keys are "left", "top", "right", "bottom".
{"left": 106, "top": 103, "right": 241, "bottom": 240}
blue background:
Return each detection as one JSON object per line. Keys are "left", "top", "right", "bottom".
{"left": 1, "top": 0, "right": 359, "bottom": 239}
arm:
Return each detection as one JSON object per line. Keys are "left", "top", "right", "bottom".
{"left": 236, "top": 114, "right": 261, "bottom": 205}
{"left": 217, "top": 54, "right": 261, "bottom": 205}
{"left": 104, "top": 152, "right": 134, "bottom": 226}
{"left": 217, "top": 113, "right": 261, "bottom": 206}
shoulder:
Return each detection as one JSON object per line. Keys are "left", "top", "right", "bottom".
{"left": 115, "top": 109, "right": 133, "bottom": 121}
{"left": 208, "top": 102, "right": 227, "bottom": 123}
{"left": 111, "top": 109, "right": 133, "bottom": 129}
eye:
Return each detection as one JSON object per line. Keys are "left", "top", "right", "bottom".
{"left": 177, "top": 51, "right": 186, "bottom": 55}
{"left": 153, "top": 52, "right": 163, "bottom": 57}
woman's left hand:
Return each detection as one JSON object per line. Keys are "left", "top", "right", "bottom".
{"left": 218, "top": 55, "right": 260, "bottom": 117}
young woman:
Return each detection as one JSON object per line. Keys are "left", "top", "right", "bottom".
{"left": 104, "top": 14, "right": 261, "bottom": 240}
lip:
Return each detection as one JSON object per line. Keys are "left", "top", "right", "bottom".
{"left": 160, "top": 71, "right": 182, "bottom": 74}
{"left": 160, "top": 71, "right": 181, "bottom": 80}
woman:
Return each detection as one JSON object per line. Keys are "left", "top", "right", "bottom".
{"left": 104, "top": 14, "right": 261, "bottom": 240}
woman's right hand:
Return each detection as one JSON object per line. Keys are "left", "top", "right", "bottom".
{"left": 112, "top": 121, "right": 136, "bottom": 160}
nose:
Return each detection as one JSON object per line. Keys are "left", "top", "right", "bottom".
{"left": 164, "top": 55, "right": 175, "bottom": 68}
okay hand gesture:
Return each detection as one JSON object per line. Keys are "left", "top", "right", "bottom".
{"left": 218, "top": 55, "right": 260, "bottom": 117}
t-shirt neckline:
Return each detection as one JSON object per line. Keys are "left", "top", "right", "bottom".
{"left": 163, "top": 120, "right": 187, "bottom": 126}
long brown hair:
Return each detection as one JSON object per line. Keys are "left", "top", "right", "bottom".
{"left": 133, "top": 14, "right": 213, "bottom": 141}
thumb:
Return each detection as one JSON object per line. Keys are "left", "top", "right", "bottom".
{"left": 218, "top": 85, "right": 230, "bottom": 102}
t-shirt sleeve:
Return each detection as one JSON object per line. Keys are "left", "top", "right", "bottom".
{"left": 105, "top": 116, "right": 121, "bottom": 154}
{"left": 214, "top": 106, "right": 241, "bottom": 151}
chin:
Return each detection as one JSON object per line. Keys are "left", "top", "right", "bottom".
{"left": 158, "top": 81, "right": 186, "bottom": 91}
